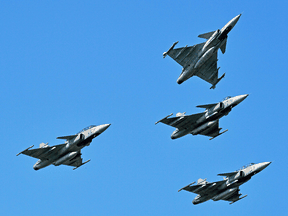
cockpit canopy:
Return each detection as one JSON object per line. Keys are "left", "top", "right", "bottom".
{"left": 237, "top": 163, "right": 255, "bottom": 171}
{"left": 223, "top": 96, "right": 232, "bottom": 100}
{"left": 77, "top": 125, "right": 96, "bottom": 134}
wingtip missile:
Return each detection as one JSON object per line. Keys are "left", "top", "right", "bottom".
{"left": 16, "top": 145, "right": 34, "bottom": 156}
{"left": 178, "top": 181, "right": 196, "bottom": 192}
{"left": 209, "top": 129, "right": 228, "bottom": 140}
{"left": 73, "top": 159, "right": 91, "bottom": 170}
{"left": 229, "top": 194, "right": 247, "bottom": 204}
{"left": 210, "top": 72, "right": 225, "bottom": 89}
{"left": 155, "top": 113, "right": 173, "bottom": 125}
{"left": 163, "top": 41, "right": 179, "bottom": 58}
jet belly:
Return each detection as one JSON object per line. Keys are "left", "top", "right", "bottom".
{"left": 54, "top": 152, "right": 78, "bottom": 166}
{"left": 212, "top": 188, "right": 238, "bottom": 201}
{"left": 191, "top": 121, "right": 217, "bottom": 135}
{"left": 200, "top": 30, "right": 220, "bottom": 55}
{"left": 195, "top": 47, "right": 216, "bottom": 69}
{"left": 33, "top": 148, "right": 64, "bottom": 170}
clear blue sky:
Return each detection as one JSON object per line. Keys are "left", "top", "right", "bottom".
{"left": 1, "top": 1, "right": 287, "bottom": 215}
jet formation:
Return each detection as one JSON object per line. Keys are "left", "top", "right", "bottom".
{"left": 17, "top": 124, "right": 110, "bottom": 170}
{"left": 178, "top": 162, "right": 271, "bottom": 204}
{"left": 155, "top": 94, "right": 248, "bottom": 140}
{"left": 16, "top": 13, "right": 271, "bottom": 206}
{"left": 163, "top": 14, "right": 241, "bottom": 89}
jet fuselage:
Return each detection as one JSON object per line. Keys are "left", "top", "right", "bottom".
{"left": 177, "top": 14, "right": 241, "bottom": 85}
{"left": 171, "top": 94, "right": 248, "bottom": 139}
{"left": 33, "top": 124, "right": 111, "bottom": 170}
{"left": 192, "top": 162, "right": 271, "bottom": 205}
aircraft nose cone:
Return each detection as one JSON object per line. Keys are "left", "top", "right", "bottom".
{"left": 33, "top": 165, "right": 39, "bottom": 171}
{"left": 231, "top": 14, "right": 241, "bottom": 26}
{"left": 225, "top": 14, "right": 241, "bottom": 31}
{"left": 241, "top": 94, "right": 249, "bottom": 100}
{"left": 237, "top": 94, "right": 249, "bottom": 104}
{"left": 255, "top": 162, "right": 272, "bottom": 173}
{"left": 101, "top": 124, "right": 111, "bottom": 132}
{"left": 261, "top": 161, "right": 272, "bottom": 169}
{"left": 236, "top": 13, "right": 242, "bottom": 21}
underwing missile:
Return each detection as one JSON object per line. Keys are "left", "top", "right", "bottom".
{"left": 229, "top": 195, "right": 247, "bottom": 205}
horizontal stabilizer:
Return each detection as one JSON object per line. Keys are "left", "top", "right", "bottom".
{"left": 57, "top": 135, "right": 77, "bottom": 140}
{"left": 218, "top": 171, "right": 238, "bottom": 177}
{"left": 198, "top": 31, "right": 216, "bottom": 39}
{"left": 196, "top": 103, "right": 217, "bottom": 109}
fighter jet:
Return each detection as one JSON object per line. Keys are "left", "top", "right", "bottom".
{"left": 155, "top": 94, "right": 248, "bottom": 140}
{"left": 178, "top": 162, "right": 271, "bottom": 204}
{"left": 163, "top": 14, "right": 241, "bottom": 89}
{"left": 17, "top": 124, "right": 111, "bottom": 170}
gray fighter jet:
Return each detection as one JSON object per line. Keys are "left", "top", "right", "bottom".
{"left": 163, "top": 14, "right": 241, "bottom": 89}
{"left": 155, "top": 94, "right": 248, "bottom": 140}
{"left": 178, "top": 162, "right": 271, "bottom": 204}
{"left": 17, "top": 124, "right": 111, "bottom": 170}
